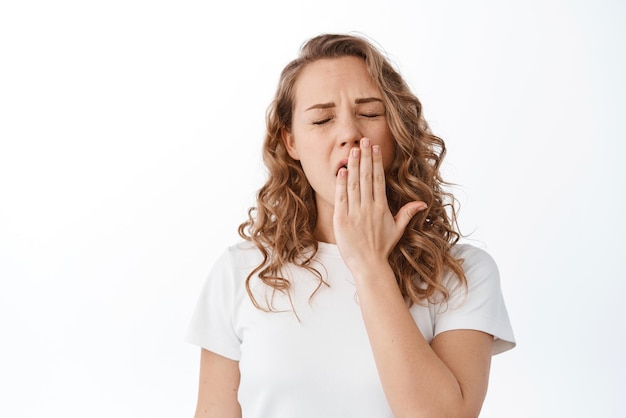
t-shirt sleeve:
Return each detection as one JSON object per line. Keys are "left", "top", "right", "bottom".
{"left": 434, "top": 245, "right": 516, "bottom": 355}
{"left": 185, "top": 248, "right": 242, "bottom": 361}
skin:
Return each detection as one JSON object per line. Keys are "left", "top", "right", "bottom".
{"left": 194, "top": 56, "right": 494, "bottom": 418}
{"left": 283, "top": 56, "right": 396, "bottom": 243}
{"left": 193, "top": 349, "right": 241, "bottom": 418}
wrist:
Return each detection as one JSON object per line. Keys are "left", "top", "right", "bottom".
{"left": 350, "top": 260, "right": 397, "bottom": 287}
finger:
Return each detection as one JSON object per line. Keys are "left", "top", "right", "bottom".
{"left": 394, "top": 201, "right": 428, "bottom": 232}
{"left": 371, "top": 144, "right": 386, "bottom": 204}
{"left": 335, "top": 166, "right": 349, "bottom": 216}
{"left": 347, "top": 146, "right": 361, "bottom": 209}
{"left": 359, "top": 137, "right": 373, "bottom": 206}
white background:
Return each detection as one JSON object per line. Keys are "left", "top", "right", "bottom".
{"left": 1, "top": 0, "right": 624, "bottom": 416}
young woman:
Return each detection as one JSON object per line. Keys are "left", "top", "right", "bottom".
{"left": 187, "top": 33, "right": 515, "bottom": 418}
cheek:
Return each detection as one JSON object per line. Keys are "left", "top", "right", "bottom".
{"left": 382, "top": 146, "right": 395, "bottom": 171}
{"left": 378, "top": 127, "right": 396, "bottom": 169}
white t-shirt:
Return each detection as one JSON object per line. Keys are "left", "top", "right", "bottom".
{"left": 186, "top": 241, "right": 515, "bottom": 417}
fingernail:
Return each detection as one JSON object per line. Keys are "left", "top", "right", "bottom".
{"left": 361, "top": 138, "right": 370, "bottom": 147}
{"left": 352, "top": 148, "right": 360, "bottom": 158}
{"left": 372, "top": 145, "right": 380, "bottom": 154}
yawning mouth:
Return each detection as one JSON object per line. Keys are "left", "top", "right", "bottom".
{"left": 336, "top": 159, "right": 349, "bottom": 176}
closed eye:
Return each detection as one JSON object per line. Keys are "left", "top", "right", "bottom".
{"left": 313, "top": 118, "right": 332, "bottom": 125}
{"left": 361, "top": 113, "right": 382, "bottom": 118}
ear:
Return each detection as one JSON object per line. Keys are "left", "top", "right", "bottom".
{"left": 281, "top": 126, "right": 300, "bottom": 160}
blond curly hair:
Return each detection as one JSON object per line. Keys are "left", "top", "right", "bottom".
{"left": 238, "top": 33, "right": 466, "bottom": 310}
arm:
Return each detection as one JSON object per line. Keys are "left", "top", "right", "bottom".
{"left": 193, "top": 348, "right": 242, "bottom": 418}
{"left": 356, "top": 264, "right": 492, "bottom": 418}
{"left": 334, "top": 139, "right": 493, "bottom": 417}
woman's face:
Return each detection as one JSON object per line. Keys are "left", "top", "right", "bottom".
{"left": 283, "top": 56, "right": 395, "bottom": 215}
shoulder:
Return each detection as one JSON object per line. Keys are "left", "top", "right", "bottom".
{"left": 451, "top": 243, "right": 499, "bottom": 279}
{"left": 451, "top": 243, "right": 496, "bottom": 266}
{"left": 197, "top": 241, "right": 266, "bottom": 296}
{"left": 224, "top": 240, "right": 261, "bottom": 257}
{"left": 442, "top": 243, "right": 502, "bottom": 303}
{"left": 435, "top": 243, "right": 516, "bottom": 353}
{"left": 217, "top": 241, "right": 266, "bottom": 271}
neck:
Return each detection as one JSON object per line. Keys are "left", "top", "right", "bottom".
{"left": 313, "top": 198, "right": 336, "bottom": 244}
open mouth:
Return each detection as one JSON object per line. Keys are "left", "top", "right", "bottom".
{"left": 336, "top": 159, "right": 349, "bottom": 176}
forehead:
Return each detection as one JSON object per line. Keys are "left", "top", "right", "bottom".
{"left": 293, "top": 56, "right": 381, "bottom": 108}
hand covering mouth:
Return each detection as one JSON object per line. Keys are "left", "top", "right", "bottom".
{"left": 336, "top": 159, "right": 349, "bottom": 176}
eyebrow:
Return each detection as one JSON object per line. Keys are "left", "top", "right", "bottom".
{"left": 355, "top": 97, "right": 383, "bottom": 105}
{"left": 305, "top": 97, "right": 383, "bottom": 111}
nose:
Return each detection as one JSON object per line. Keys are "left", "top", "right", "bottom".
{"left": 337, "top": 117, "right": 362, "bottom": 148}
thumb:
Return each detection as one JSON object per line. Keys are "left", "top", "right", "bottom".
{"left": 394, "top": 201, "right": 428, "bottom": 231}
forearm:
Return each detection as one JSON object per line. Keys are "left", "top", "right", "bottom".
{"left": 333, "top": 138, "right": 491, "bottom": 416}
{"left": 355, "top": 264, "right": 470, "bottom": 418}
